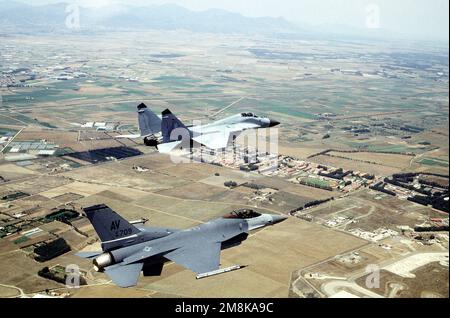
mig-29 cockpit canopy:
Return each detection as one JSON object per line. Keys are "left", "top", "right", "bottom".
{"left": 223, "top": 209, "right": 262, "bottom": 219}
{"left": 241, "top": 113, "right": 258, "bottom": 118}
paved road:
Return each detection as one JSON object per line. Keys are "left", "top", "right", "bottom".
{"left": 0, "top": 127, "right": 24, "bottom": 154}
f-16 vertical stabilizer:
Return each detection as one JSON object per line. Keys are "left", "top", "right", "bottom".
{"left": 84, "top": 204, "right": 141, "bottom": 251}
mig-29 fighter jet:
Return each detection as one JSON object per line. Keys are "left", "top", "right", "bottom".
{"left": 76, "top": 204, "right": 287, "bottom": 288}
{"left": 117, "top": 103, "right": 280, "bottom": 153}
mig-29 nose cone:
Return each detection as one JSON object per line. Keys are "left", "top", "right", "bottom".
{"left": 269, "top": 119, "right": 280, "bottom": 127}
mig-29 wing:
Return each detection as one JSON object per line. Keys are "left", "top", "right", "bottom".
{"left": 192, "top": 122, "right": 260, "bottom": 150}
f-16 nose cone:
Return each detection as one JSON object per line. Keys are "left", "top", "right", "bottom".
{"left": 269, "top": 119, "right": 280, "bottom": 127}
{"left": 271, "top": 215, "right": 288, "bottom": 224}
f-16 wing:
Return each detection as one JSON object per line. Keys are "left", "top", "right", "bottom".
{"left": 164, "top": 242, "right": 221, "bottom": 274}
{"left": 122, "top": 240, "right": 221, "bottom": 275}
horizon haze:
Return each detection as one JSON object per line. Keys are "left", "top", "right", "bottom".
{"left": 3, "top": 0, "right": 449, "bottom": 43}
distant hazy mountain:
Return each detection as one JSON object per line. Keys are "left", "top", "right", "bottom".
{"left": 0, "top": 2, "right": 68, "bottom": 28}
{"left": 0, "top": 2, "right": 299, "bottom": 34}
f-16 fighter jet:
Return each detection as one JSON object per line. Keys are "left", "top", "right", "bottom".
{"left": 76, "top": 204, "right": 287, "bottom": 287}
{"left": 117, "top": 103, "right": 280, "bottom": 153}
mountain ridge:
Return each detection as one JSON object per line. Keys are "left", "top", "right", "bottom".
{"left": 0, "top": 1, "right": 300, "bottom": 34}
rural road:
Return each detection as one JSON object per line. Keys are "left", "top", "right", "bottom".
{"left": 0, "top": 283, "right": 25, "bottom": 298}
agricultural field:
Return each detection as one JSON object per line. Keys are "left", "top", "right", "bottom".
{"left": 309, "top": 154, "right": 402, "bottom": 176}
{"left": 0, "top": 29, "right": 448, "bottom": 298}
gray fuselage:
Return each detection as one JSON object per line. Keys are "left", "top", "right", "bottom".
{"left": 98, "top": 214, "right": 284, "bottom": 269}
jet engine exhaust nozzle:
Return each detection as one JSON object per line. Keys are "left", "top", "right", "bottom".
{"left": 93, "top": 253, "right": 114, "bottom": 272}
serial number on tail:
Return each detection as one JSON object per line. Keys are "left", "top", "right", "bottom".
{"left": 115, "top": 228, "right": 133, "bottom": 237}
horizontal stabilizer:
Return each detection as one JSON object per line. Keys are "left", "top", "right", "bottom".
{"left": 105, "top": 263, "right": 144, "bottom": 288}
{"left": 157, "top": 140, "right": 183, "bottom": 153}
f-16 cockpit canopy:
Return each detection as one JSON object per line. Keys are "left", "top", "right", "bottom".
{"left": 223, "top": 209, "right": 262, "bottom": 219}
{"left": 241, "top": 113, "right": 258, "bottom": 118}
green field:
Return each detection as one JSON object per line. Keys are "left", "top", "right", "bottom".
{"left": 1, "top": 77, "right": 130, "bottom": 107}
{"left": 344, "top": 141, "right": 429, "bottom": 154}
{"left": 105, "top": 103, "right": 138, "bottom": 113}
{"left": 418, "top": 157, "right": 449, "bottom": 167}
{"left": 0, "top": 115, "right": 25, "bottom": 126}
{"left": 0, "top": 113, "right": 58, "bottom": 128}
{"left": 152, "top": 75, "right": 202, "bottom": 88}
{"left": 13, "top": 236, "right": 29, "bottom": 245}
{"left": 243, "top": 98, "right": 317, "bottom": 119}
{"left": 301, "top": 177, "right": 330, "bottom": 188}
{"left": 275, "top": 108, "right": 317, "bottom": 120}
{"left": 0, "top": 127, "right": 17, "bottom": 135}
